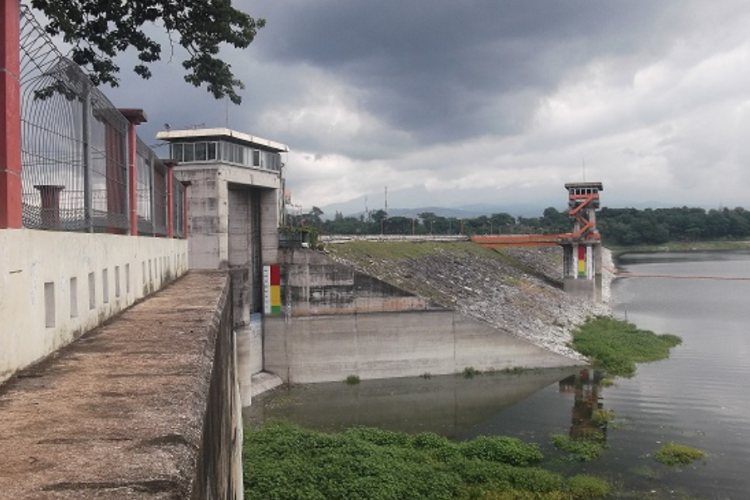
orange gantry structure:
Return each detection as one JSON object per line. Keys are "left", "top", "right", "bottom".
{"left": 471, "top": 182, "right": 603, "bottom": 248}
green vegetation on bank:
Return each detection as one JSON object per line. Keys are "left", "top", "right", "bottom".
{"left": 570, "top": 316, "right": 682, "bottom": 378}
{"left": 244, "top": 422, "right": 611, "bottom": 500}
{"left": 326, "top": 239, "right": 497, "bottom": 261}
{"left": 292, "top": 204, "right": 750, "bottom": 249}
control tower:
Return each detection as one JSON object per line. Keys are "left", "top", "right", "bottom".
{"left": 559, "top": 182, "right": 603, "bottom": 301}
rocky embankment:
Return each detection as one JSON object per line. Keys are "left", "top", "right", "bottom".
{"left": 325, "top": 242, "right": 614, "bottom": 361}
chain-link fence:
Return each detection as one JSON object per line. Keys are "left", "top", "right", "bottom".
{"left": 17, "top": 5, "right": 184, "bottom": 236}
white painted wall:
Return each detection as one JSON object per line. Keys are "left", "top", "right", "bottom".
{"left": 0, "top": 229, "right": 189, "bottom": 384}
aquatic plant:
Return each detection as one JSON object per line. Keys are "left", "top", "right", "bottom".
{"left": 460, "top": 436, "right": 544, "bottom": 467}
{"left": 654, "top": 442, "right": 706, "bottom": 466}
{"left": 570, "top": 316, "right": 682, "bottom": 378}
{"left": 566, "top": 474, "right": 611, "bottom": 499}
{"left": 243, "top": 422, "right": 613, "bottom": 500}
{"left": 591, "top": 408, "right": 615, "bottom": 424}
{"left": 462, "top": 366, "right": 481, "bottom": 378}
{"left": 551, "top": 433, "right": 607, "bottom": 462}
{"left": 345, "top": 374, "right": 361, "bottom": 385}
{"left": 599, "top": 377, "right": 615, "bottom": 387}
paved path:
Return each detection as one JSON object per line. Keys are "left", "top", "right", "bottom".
{"left": 0, "top": 272, "right": 228, "bottom": 500}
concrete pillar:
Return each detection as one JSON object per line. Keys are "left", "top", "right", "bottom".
{"left": 164, "top": 160, "right": 177, "bottom": 238}
{"left": 181, "top": 180, "right": 190, "bottom": 239}
{"left": 0, "top": 0, "right": 22, "bottom": 229}
{"left": 260, "top": 188, "right": 279, "bottom": 264}
{"left": 118, "top": 109, "right": 147, "bottom": 235}
{"left": 34, "top": 184, "right": 64, "bottom": 229}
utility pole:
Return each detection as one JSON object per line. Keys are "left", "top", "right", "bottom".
{"left": 383, "top": 186, "right": 388, "bottom": 235}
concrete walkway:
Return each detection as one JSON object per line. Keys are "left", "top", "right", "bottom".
{"left": 0, "top": 272, "right": 228, "bottom": 500}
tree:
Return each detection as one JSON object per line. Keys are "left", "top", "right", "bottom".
{"left": 30, "top": 0, "right": 265, "bottom": 104}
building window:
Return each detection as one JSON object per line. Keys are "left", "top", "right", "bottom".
{"left": 170, "top": 142, "right": 218, "bottom": 163}
{"left": 183, "top": 143, "right": 194, "bottom": 162}
{"left": 171, "top": 143, "right": 183, "bottom": 162}
{"left": 170, "top": 140, "right": 279, "bottom": 172}
{"left": 195, "top": 142, "right": 207, "bottom": 161}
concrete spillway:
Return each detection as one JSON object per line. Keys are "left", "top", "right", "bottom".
{"left": 261, "top": 247, "right": 590, "bottom": 385}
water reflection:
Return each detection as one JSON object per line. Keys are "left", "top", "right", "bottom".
{"left": 245, "top": 367, "right": 580, "bottom": 438}
{"left": 559, "top": 369, "right": 607, "bottom": 442}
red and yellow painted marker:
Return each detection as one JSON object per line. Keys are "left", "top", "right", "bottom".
{"left": 264, "top": 264, "right": 281, "bottom": 314}
{"left": 578, "top": 246, "right": 586, "bottom": 278}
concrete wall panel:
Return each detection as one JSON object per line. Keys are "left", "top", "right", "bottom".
{"left": 264, "top": 311, "right": 578, "bottom": 384}
{"left": 279, "top": 249, "right": 432, "bottom": 316}
{"left": 0, "top": 229, "right": 188, "bottom": 384}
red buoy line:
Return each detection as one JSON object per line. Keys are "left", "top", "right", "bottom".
{"left": 608, "top": 268, "right": 750, "bottom": 281}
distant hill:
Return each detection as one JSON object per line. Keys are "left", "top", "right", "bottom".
{"left": 319, "top": 200, "right": 549, "bottom": 221}
{"left": 316, "top": 193, "right": 672, "bottom": 221}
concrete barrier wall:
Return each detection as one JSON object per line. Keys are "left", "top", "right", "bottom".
{"left": 279, "top": 249, "right": 433, "bottom": 315}
{"left": 236, "top": 313, "right": 263, "bottom": 405}
{"left": 0, "top": 229, "right": 189, "bottom": 384}
{"left": 192, "top": 273, "right": 244, "bottom": 500}
{"left": 0, "top": 272, "right": 242, "bottom": 499}
{"left": 264, "top": 310, "right": 578, "bottom": 384}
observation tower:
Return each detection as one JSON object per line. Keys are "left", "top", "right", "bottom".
{"left": 559, "top": 182, "right": 603, "bottom": 301}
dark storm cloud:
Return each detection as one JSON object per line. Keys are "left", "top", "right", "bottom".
{"left": 248, "top": 0, "right": 685, "bottom": 144}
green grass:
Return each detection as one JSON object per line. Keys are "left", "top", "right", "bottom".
{"left": 326, "top": 240, "right": 499, "bottom": 262}
{"left": 570, "top": 316, "right": 682, "bottom": 378}
{"left": 345, "top": 374, "right": 361, "bottom": 385}
{"left": 654, "top": 442, "right": 706, "bottom": 466}
{"left": 244, "top": 422, "right": 611, "bottom": 500}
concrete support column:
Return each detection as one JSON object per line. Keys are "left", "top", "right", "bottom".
{"left": 260, "top": 189, "right": 279, "bottom": 264}
{"left": 181, "top": 180, "right": 191, "bottom": 239}
{"left": 165, "top": 160, "right": 176, "bottom": 238}
{"left": 0, "top": 0, "right": 22, "bottom": 229}
{"left": 34, "top": 184, "right": 64, "bottom": 229}
{"left": 118, "top": 109, "right": 147, "bottom": 236}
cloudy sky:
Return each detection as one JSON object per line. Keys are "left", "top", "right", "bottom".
{"left": 104, "top": 1, "right": 750, "bottom": 214}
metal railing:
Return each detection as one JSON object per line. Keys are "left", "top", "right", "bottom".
{"left": 16, "top": 5, "right": 184, "bottom": 236}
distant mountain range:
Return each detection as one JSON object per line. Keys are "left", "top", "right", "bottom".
{"left": 319, "top": 198, "right": 551, "bottom": 221}
{"left": 313, "top": 188, "right": 671, "bottom": 221}
{"left": 315, "top": 190, "right": 674, "bottom": 221}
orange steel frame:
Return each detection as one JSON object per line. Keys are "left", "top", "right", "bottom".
{"left": 472, "top": 190, "right": 600, "bottom": 248}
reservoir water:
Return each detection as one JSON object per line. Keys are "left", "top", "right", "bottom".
{"left": 246, "top": 251, "right": 750, "bottom": 499}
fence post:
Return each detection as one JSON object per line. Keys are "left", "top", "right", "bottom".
{"left": 121, "top": 120, "right": 130, "bottom": 233}
{"left": 0, "top": 0, "right": 22, "bottom": 229}
{"left": 118, "top": 109, "right": 147, "bottom": 236}
{"left": 149, "top": 153, "right": 155, "bottom": 236}
{"left": 34, "top": 184, "right": 64, "bottom": 229}
{"left": 82, "top": 87, "right": 93, "bottom": 232}
{"left": 164, "top": 159, "right": 177, "bottom": 238}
